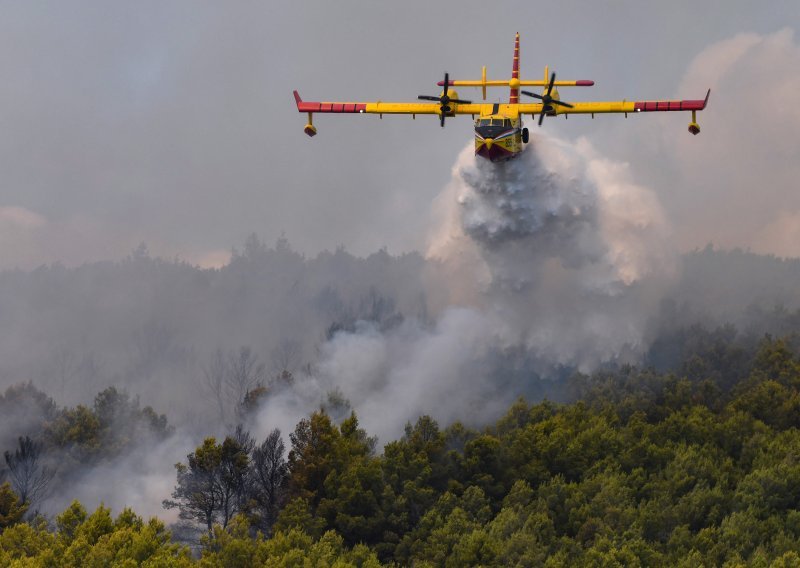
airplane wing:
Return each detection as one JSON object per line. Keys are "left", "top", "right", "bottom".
{"left": 517, "top": 90, "right": 710, "bottom": 116}
{"left": 294, "top": 91, "right": 483, "bottom": 135}
{"left": 294, "top": 91, "right": 481, "bottom": 116}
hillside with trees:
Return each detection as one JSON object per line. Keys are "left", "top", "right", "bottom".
{"left": 4, "top": 332, "right": 800, "bottom": 566}
{"left": 4, "top": 242, "right": 800, "bottom": 565}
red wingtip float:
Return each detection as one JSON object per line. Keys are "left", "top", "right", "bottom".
{"left": 294, "top": 34, "right": 710, "bottom": 162}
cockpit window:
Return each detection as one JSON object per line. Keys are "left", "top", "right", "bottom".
{"left": 475, "top": 116, "right": 515, "bottom": 138}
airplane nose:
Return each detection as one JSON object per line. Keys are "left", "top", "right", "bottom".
{"left": 485, "top": 138, "right": 494, "bottom": 149}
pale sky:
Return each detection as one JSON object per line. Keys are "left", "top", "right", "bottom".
{"left": 1, "top": 0, "right": 798, "bottom": 268}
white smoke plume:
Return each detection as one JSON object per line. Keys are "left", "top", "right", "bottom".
{"left": 46, "top": 430, "right": 198, "bottom": 521}
{"left": 429, "top": 136, "right": 676, "bottom": 369}
{"left": 255, "top": 134, "right": 677, "bottom": 443}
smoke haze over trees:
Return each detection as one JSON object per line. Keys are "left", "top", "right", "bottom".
{"left": 0, "top": 125, "right": 800, "bottom": 530}
{"left": 2, "top": 233, "right": 800, "bottom": 518}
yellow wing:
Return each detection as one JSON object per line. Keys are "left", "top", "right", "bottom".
{"left": 364, "top": 102, "right": 484, "bottom": 115}
{"left": 293, "top": 91, "right": 487, "bottom": 135}
{"left": 517, "top": 91, "right": 710, "bottom": 116}
{"left": 294, "top": 91, "right": 482, "bottom": 116}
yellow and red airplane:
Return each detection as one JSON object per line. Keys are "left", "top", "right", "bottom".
{"left": 294, "top": 33, "right": 710, "bottom": 162}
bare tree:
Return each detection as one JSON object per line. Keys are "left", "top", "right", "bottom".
{"left": 251, "top": 429, "right": 287, "bottom": 533}
{"left": 226, "top": 347, "right": 266, "bottom": 409}
{"left": 200, "top": 347, "right": 267, "bottom": 428}
{"left": 271, "top": 338, "right": 301, "bottom": 385}
{"left": 231, "top": 425, "right": 255, "bottom": 512}
{"left": 202, "top": 349, "right": 229, "bottom": 425}
{"left": 131, "top": 320, "right": 178, "bottom": 381}
{"left": 3, "top": 436, "right": 56, "bottom": 512}
{"left": 51, "top": 347, "right": 77, "bottom": 402}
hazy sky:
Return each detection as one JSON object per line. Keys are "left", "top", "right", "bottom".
{"left": 1, "top": 1, "right": 798, "bottom": 269}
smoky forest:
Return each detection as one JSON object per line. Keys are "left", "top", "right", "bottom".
{"left": 2, "top": 239, "right": 800, "bottom": 565}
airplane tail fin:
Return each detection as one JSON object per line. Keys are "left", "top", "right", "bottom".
{"left": 509, "top": 32, "right": 520, "bottom": 104}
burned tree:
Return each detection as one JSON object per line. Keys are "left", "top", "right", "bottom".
{"left": 3, "top": 436, "right": 55, "bottom": 512}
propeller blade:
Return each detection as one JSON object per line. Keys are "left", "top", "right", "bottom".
{"left": 440, "top": 113, "right": 446, "bottom": 127}
{"left": 418, "top": 95, "right": 440, "bottom": 101}
{"left": 523, "top": 83, "right": 573, "bottom": 110}
{"left": 449, "top": 98, "right": 472, "bottom": 104}
{"left": 538, "top": 111, "right": 545, "bottom": 126}
{"left": 546, "top": 72, "right": 556, "bottom": 97}
{"left": 443, "top": 72, "right": 449, "bottom": 97}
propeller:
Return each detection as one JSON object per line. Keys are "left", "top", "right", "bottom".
{"left": 521, "top": 72, "right": 574, "bottom": 126}
{"left": 418, "top": 73, "right": 472, "bottom": 127}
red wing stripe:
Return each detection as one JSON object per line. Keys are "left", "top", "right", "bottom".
{"left": 681, "top": 99, "right": 706, "bottom": 110}
{"left": 634, "top": 98, "right": 708, "bottom": 112}
{"left": 296, "top": 100, "right": 368, "bottom": 113}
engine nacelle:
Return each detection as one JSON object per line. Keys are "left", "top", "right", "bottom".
{"left": 440, "top": 89, "right": 460, "bottom": 116}
{"left": 441, "top": 88, "right": 460, "bottom": 100}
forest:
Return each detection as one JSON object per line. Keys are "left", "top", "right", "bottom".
{"left": 3, "top": 242, "right": 800, "bottom": 565}
{"left": 3, "top": 329, "right": 800, "bottom": 565}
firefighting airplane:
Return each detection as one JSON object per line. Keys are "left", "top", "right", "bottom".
{"left": 293, "top": 33, "right": 710, "bottom": 162}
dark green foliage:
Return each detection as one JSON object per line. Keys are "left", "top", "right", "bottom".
{"left": 0, "top": 482, "right": 27, "bottom": 529}
{"left": 266, "top": 334, "right": 800, "bottom": 565}
{"left": 41, "top": 386, "right": 172, "bottom": 464}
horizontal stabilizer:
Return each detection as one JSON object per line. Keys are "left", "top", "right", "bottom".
{"left": 439, "top": 79, "right": 594, "bottom": 87}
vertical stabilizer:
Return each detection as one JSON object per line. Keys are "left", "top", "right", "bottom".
{"left": 509, "top": 32, "right": 520, "bottom": 104}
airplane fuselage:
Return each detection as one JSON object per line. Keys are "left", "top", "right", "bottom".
{"left": 474, "top": 113, "right": 527, "bottom": 162}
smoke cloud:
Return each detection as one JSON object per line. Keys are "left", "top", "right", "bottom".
{"left": 255, "top": 135, "right": 677, "bottom": 442}
{"left": 433, "top": 136, "right": 676, "bottom": 364}
{"left": 651, "top": 28, "right": 800, "bottom": 256}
